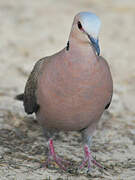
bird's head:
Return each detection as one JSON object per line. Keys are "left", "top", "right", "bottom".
{"left": 69, "top": 12, "right": 101, "bottom": 56}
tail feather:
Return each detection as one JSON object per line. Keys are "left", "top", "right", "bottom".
{"left": 15, "top": 93, "right": 24, "bottom": 101}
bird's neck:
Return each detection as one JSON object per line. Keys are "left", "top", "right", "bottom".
{"left": 67, "top": 36, "right": 98, "bottom": 63}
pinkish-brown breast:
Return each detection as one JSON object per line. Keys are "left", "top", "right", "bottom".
{"left": 36, "top": 51, "right": 113, "bottom": 131}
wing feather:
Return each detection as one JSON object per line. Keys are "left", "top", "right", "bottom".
{"left": 23, "top": 58, "right": 45, "bottom": 114}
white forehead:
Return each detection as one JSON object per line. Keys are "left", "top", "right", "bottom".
{"left": 78, "top": 12, "right": 101, "bottom": 38}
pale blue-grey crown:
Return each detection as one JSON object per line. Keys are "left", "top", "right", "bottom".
{"left": 79, "top": 12, "right": 101, "bottom": 39}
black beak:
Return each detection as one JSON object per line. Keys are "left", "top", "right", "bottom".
{"left": 88, "top": 36, "right": 100, "bottom": 56}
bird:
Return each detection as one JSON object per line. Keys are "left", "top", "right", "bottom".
{"left": 16, "top": 12, "right": 113, "bottom": 171}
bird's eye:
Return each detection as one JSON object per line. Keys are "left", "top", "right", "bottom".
{"left": 77, "top": 21, "right": 82, "bottom": 30}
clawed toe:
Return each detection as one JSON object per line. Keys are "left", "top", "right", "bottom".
{"left": 42, "top": 139, "right": 69, "bottom": 171}
{"left": 79, "top": 144, "right": 103, "bottom": 171}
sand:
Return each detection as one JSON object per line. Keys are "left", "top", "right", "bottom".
{"left": 0, "top": 0, "right": 135, "bottom": 179}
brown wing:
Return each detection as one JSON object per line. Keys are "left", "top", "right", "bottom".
{"left": 23, "top": 58, "right": 46, "bottom": 114}
{"left": 99, "top": 56, "right": 113, "bottom": 110}
{"left": 105, "top": 96, "right": 112, "bottom": 109}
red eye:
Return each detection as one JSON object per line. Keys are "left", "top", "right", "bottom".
{"left": 77, "top": 21, "right": 82, "bottom": 30}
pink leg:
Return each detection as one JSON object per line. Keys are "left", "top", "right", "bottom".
{"left": 80, "top": 144, "right": 103, "bottom": 171}
{"left": 44, "top": 139, "right": 69, "bottom": 171}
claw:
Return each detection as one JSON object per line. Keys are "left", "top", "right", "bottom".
{"left": 79, "top": 144, "right": 103, "bottom": 171}
{"left": 43, "top": 139, "right": 69, "bottom": 171}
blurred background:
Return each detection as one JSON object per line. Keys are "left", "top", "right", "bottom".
{"left": 0, "top": 0, "right": 135, "bottom": 179}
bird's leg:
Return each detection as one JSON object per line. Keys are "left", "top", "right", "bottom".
{"left": 44, "top": 138, "right": 67, "bottom": 171}
{"left": 80, "top": 144, "right": 103, "bottom": 171}
{"left": 80, "top": 129, "right": 103, "bottom": 171}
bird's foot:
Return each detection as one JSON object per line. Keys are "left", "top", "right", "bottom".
{"left": 43, "top": 139, "right": 69, "bottom": 171}
{"left": 79, "top": 144, "right": 103, "bottom": 171}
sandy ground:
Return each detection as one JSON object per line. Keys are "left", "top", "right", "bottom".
{"left": 0, "top": 0, "right": 135, "bottom": 179}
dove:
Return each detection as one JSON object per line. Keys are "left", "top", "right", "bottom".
{"left": 16, "top": 12, "right": 113, "bottom": 171}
